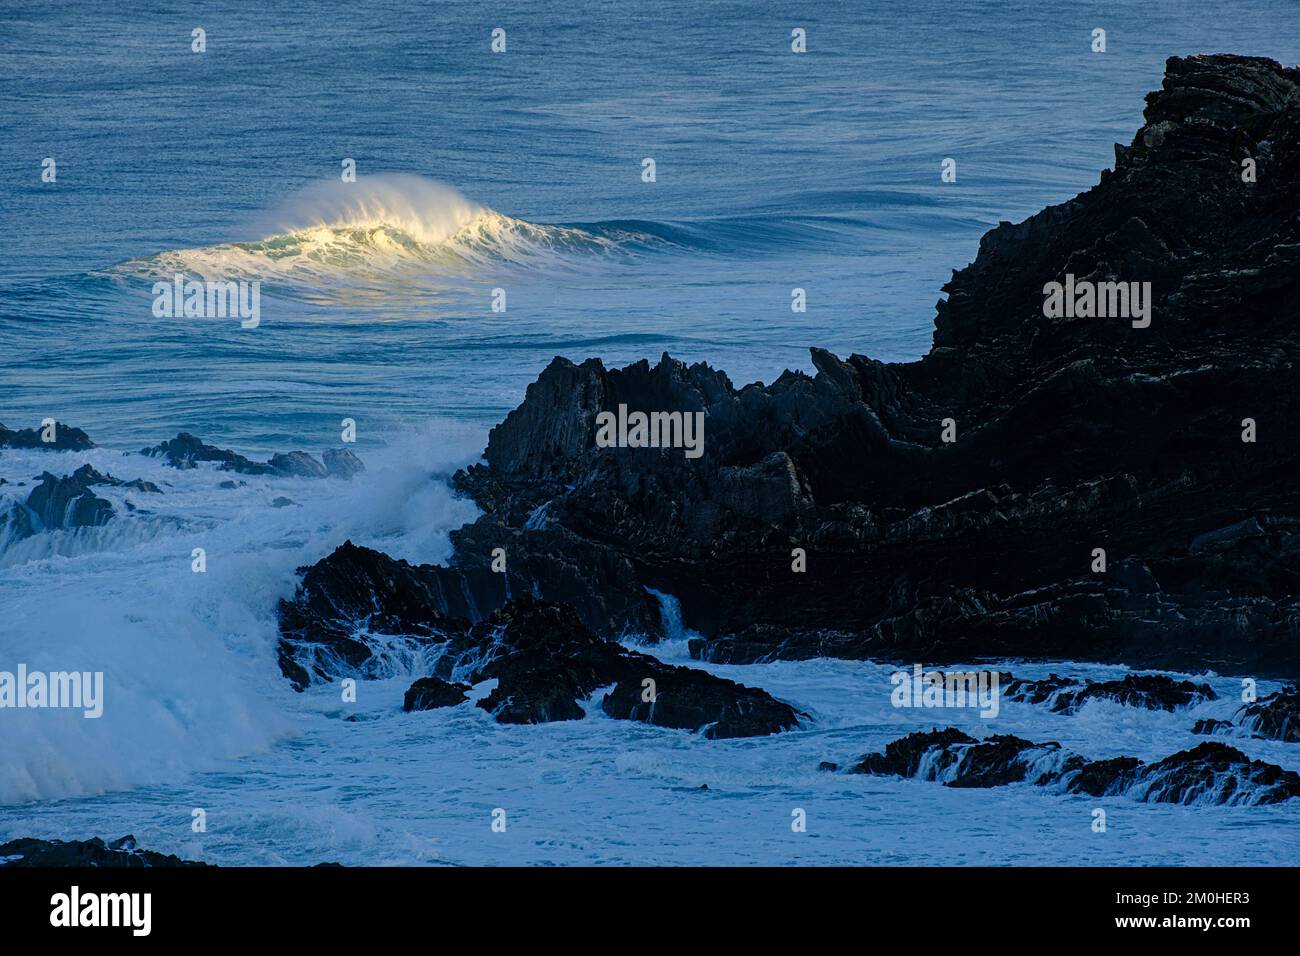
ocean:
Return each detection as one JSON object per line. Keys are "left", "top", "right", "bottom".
{"left": 3, "top": 0, "right": 1300, "bottom": 864}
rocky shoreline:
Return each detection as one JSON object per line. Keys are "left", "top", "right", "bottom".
{"left": 278, "top": 54, "right": 1300, "bottom": 682}
{"left": 5, "top": 54, "right": 1299, "bottom": 865}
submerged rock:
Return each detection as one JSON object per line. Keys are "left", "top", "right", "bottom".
{"left": 847, "top": 729, "right": 1300, "bottom": 806}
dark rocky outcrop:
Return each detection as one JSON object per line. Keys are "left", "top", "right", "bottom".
{"left": 403, "top": 676, "right": 470, "bottom": 711}
{"left": 141, "top": 432, "right": 363, "bottom": 480}
{"left": 1235, "top": 683, "right": 1300, "bottom": 741}
{"left": 1192, "top": 718, "right": 1235, "bottom": 735}
{"left": 1003, "top": 673, "right": 1217, "bottom": 714}
{"left": 142, "top": 432, "right": 270, "bottom": 473}
{"left": 0, "top": 463, "right": 164, "bottom": 541}
{"left": 0, "top": 421, "right": 95, "bottom": 451}
{"left": 278, "top": 543, "right": 801, "bottom": 738}
{"left": 384, "top": 54, "right": 1300, "bottom": 680}
{"left": 25, "top": 467, "right": 117, "bottom": 531}
{"left": 0, "top": 835, "right": 206, "bottom": 868}
{"left": 846, "top": 729, "right": 1300, "bottom": 805}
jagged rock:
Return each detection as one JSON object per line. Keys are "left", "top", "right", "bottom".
{"left": 24, "top": 465, "right": 117, "bottom": 531}
{"left": 846, "top": 729, "right": 1300, "bottom": 805}
{"left": 1236, "top": 684, "right": 1300, "bottom": 742}
{"left": 402, "top": 676, "right": 470, "bottom": 711}
{"left": 1001, "top": 673, "right": 1079, "bottom": 706}
{"left": 407, "top": 55, "right": 1300, "bottom": 679}
{"left": 271, "top": 496, "right": 296, "bottom": 508}
{"left": 1004, "top": 673, "right": 1217, "bottom": 713}
{"left": 142, "top": 432, "right": 273, "bottom": 474}
{"left": 2, "top": 463, "right": 164, "bottom": 540}
{"left": 851, "top": 728, "right": 978, "bottom": 778}
{"left": 0, "top": 421, "right": 95, "bottom": 451}
{"left": 427, "top": 599, "right": 800, "bottom": 737}
{"left": 1192, "top": 718, "right": 1235, "bottom": 736}
{"left": 278, "top": 544, "right": 800, "bottom": 738}
{"left": 141, "top": 432, "right": 359, "bottom": 480}
{"left": 1132, "top": 743, "right": 1300, "bottom": 805}
{"left": 0, "top": 836, "right": 206, "bottom": 868}
{"left": 323, "top": 448, "right": 366, "bottom": 479}
{"left": 276, "top": 541, "right": 469, "bottom": 690}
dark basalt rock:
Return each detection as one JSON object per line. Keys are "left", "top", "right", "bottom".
{"left": 394, "top": 55, "right": 1300, "bottom": 679}
{"left": 1133, "top": 742, "right": 1300, "bottom": 805}
{"left": 0, "top": 421, "right": 95, "bottom": 451}
{"left": 0, "top": 835, "right": 206, "bottom": 868}
{"left": 277, "top": 541, "right": 463, "bottom": 690}
{"left": 434, "top": 598, "right": 801, "bottom": 737}
{"left": 1192, "top": 718, "right": 1235, "bottom": 736}
{"left": 1004, "top": 673, "right": 1217, "bottom": 714}
{"left": 142, "top": 432, "right": 274, "bottom": 474}
{"left": 1236, "top": 684, "right": 1300, "bottom": 741}
{"left": 278, "top": 544, "right": 800, "bottom": 738}
{"left": 846, "top": 729, "right": 1300, "bottom": 805}
{"left": 21, "top": 465, "right": 117, "bottom": 532}
{"left": 1065, "top": 756, "right": 1144, "bottom": 797}
{"left": 850, "top": 728, "right": 977, "bottom": 778}
{"left": 1, "top": 464, "right": 165, "bottom": 541}
{"left": 402, "top": 676, "right": 471, "bottom": 711}
{"left": 141, "top": 432, "right": 361, "bottom": 480}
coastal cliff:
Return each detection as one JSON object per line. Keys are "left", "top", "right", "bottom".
{"left": 280, "top": 54, "right": 1300, "bottom": 682}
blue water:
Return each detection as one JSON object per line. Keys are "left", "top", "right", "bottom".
{"left": 3, "top": 0, "right": 1300, "bottom": 864}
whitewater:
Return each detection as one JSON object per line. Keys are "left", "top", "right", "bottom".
{"left": 2, "top": 429, "right": 1299, "bottom": 864}
{"left": 6, "top": 0, "right": 1300, "bottom": 866}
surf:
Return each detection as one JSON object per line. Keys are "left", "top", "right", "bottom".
{"left": 112, "top": 175, "right": 659, "bottom": 295}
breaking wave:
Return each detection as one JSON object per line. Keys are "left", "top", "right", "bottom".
{"left": 110, "top": 175, "right": 672, "bottom": 298}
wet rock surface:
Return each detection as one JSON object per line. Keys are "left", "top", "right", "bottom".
{"left": 1003, "top": 673, "right": 1218, "bottom": 714}
{"left": 404, "top": 55, "right": 1300, "bottom": 679}
{"left": 403, "top": 676, "right": 471, "bottom": 711}
{"left": 0, "top": 421, "right": 95, "bottom": 451}
{"left": 141, "top": 431, "right": 363, "bottom": 480}
{"left": 0, "top": 463, "right": 162, "bottom": 540}
{"left": 0, "top": 836, "right": 206, "bottom": 868}
{"left": 846, "top": 729, "right": 1300, "bottom": 805}
{"left": 1236, "top": 684, "right": 1300, "bottom": 741}
{"left": 278, "top": 544, "right": 801, "bottom": 738}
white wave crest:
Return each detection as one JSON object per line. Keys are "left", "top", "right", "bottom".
{"left": 114, "top": 175, "right": 639, "bottom": 293}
